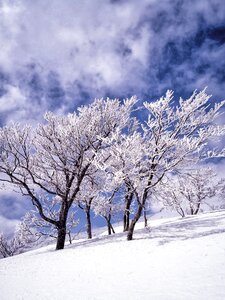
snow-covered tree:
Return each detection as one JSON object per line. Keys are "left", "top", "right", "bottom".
{"left": 21, "top": 203, "right": 79, "bottom": 244}
{"left": 98, "top": 89, "right": 225, "bottom": 240}
{"left": 0, "top": 89, "right": 224, "bottom": 245}
{"left": 77, "top": 175, "right": 100, "bottom": 239}
{"left": 93, "top": 189, "right": 122, "bottom": 235}
{"left": 153, "top": 167, "right": 224, "bottom": 217}
{"left": 0, "top": 219, "right": 37, "bottom": 258}
{"left": 83, "top": 165, "right": 123, "bottom": 235}
{"left": 95, "top": 130, "right": 144, "bottom": 232}
{"left": 0, "top": 97, "right": 137, "bottom": 250}
{"left": 0, "top": 233, "right": 17, "bottom": 258}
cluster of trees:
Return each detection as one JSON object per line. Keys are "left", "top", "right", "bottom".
{"left": 0, "top": 89, "right": 225, "bottom": 252}
{"left": 153, "top": 167, "right": 225, "bottom": 218}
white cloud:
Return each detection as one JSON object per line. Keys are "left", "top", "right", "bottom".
{"left": 0, "top": 0, "right": 151, "bottom": 86}
{"left": 0, "top": 0, "right": 224, "bottom": 124}
{"left": 0, "top": 84, "right": 25, "bottom": 111}
{"left": 0, "top": 215, "right": 19, "bottom": 236}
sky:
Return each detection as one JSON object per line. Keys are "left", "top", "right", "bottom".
{"left": 0, "top": 0, "right": 225, "bottom": 235}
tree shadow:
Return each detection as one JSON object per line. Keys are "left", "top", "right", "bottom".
{"left": 136, "top": 211, "right": 225, "bottom": 246}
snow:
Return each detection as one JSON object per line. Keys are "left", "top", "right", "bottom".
{"left": 0, "top": 210, "right": 225, "bottom": 300}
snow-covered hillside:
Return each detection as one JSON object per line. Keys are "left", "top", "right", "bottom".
{"left": 0, "top": 210, "right": 225, "bottom": 300}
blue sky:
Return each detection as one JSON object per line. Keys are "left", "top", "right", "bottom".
{"left": 0, "top": 0, "right": 225, "bottom": 235}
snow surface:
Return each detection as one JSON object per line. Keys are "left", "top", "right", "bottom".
{"left": 0, "top": 210, "right": 225, "bottom": 300}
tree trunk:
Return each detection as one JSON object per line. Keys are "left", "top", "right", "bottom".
{"left": 143, "top": 207, "right": 148, "bottom": 228}
{"left": 56, "top": 201, "right": 69, "bottom": 250}
{"left": 105, "top": 215, "right": 115, "bottom": 235}
{"left": 127, "top": 158, "right": 156, "bottom": 240}
{"left": 194, "top": 200, "right": 201, "bottom": 215}
{"left": 123, "top": 192, "right": 133, "bottom": 232}
{"left": 78, "top": 200, "right": 93, "bottom": 239}
{"left": 85, "top": 207, "right": 92, "bottom": 239}
{"left": 127, "top": 182, "right": 151, "bottom": 240}
{"left": 107, "top": 221, "right": 115, "bottom": 235}
{"left": 177, "top": 206, "right": 185, "bottom": 218}
{"left": 110, "top": 222, "right": 115, "bottom": 234}
{"left": 68, "top": 231, "right": 72, "bottom": 244}
{"left": 107, "top": 221, "right": 112, "bottom": 235}
{"left": 127, "top": 203, "right": 143, "bottom": 240}
{"left": 56, "top": 227, "right": 67, "bottom": 250}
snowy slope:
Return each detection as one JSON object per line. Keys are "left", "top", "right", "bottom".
{"left": 0, "top": 210, "right": 225, "bottom": 300}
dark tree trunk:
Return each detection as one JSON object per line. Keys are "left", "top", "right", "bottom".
{"left": 110, "top": 222, "right": 115, "bottom": 234}
{"left": 78, "top": 199, "right": 93, "bottom": 239}
{"left": 127, "top": 203, "right": 143, "bottom": 240}
{"left": 144, "top": 208, "right": 148, "bottom": 228}
{"left": 194, "top": 200, "right": 201, "bottom": 215}
{"left": 85, "top": 206, "right": 92, "bottom": 239}
{"left": 107, "top": 221, "right": 112, "bottom": 235}
{"left": 56, "top": 227, "right": 67, "bottom": 250}
{"left": 105, "top": 215, "right": 115, "bottom": 235}
{"left": 107, "top": 221, "right": 115, "bottom": 235}
{"left": 127, "top": 152, "right": 157, "bottom": 240}
{"left": 68, "top": 231, "right": 72, "bottom": 244}
{"left": 123, "top": 192, "right": 133, "bottom": 232}
{"left": 123, "top": 213, "right": 129, "bottom": 232}
{"left": 127, "top": 174, "right": 153, "bottom": 241}
{"left": 55, "top": 201, "right": 70, "bottom": 250}
{"left": 177, "top": 206, "right": 185, "bottom": 218}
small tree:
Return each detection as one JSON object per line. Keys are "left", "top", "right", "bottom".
{"left": 0, "top": 233, "right": 17, "bottom": 258}
{"left": 91, "top": 169, "right": 123, "bottom": 235}
{"left": 93, "top": 189, "right": 122, "bottom": 235}
{"left": 0, "top": 219, "right": 37, "bottom": 258}
{"left": 77, "top": 177, "right": 98, "bottom": 239}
